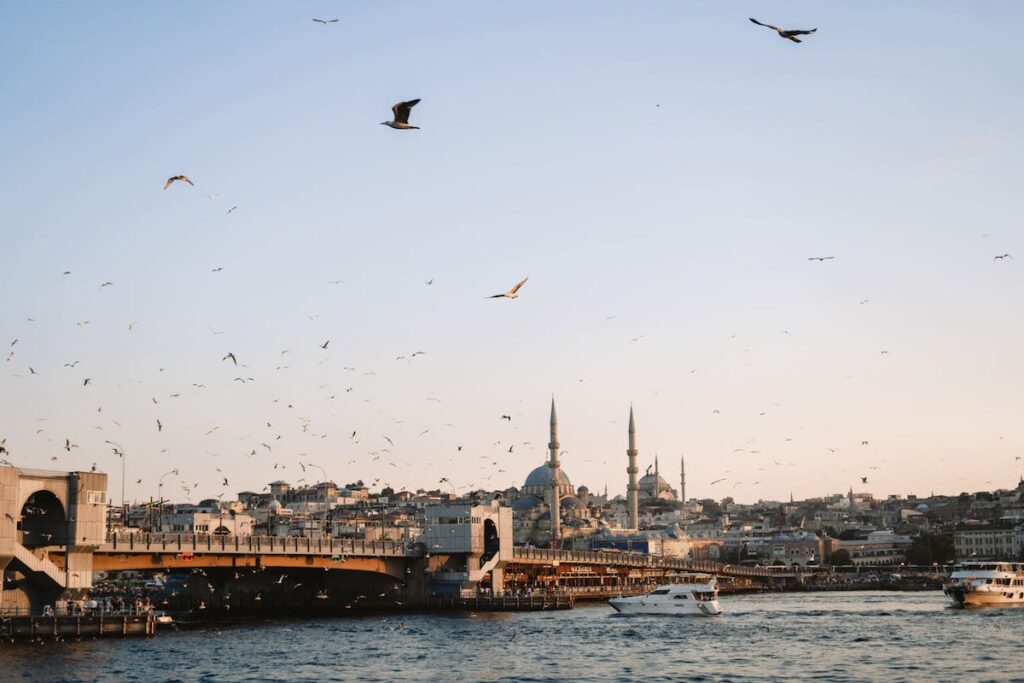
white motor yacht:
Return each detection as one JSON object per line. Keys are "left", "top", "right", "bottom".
{"left": 609, "top": 576, "right": 721, "bottom": 616}
{"left": 943, "top": 561, "right": 1024, "bottom": 608}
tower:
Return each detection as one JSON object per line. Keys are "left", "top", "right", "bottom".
{"left": 548, "top": 398, "right": 561, "bottom": 546}
{"left": 626, "top": 406, "right": 639, "bottom": 530}
{"left": 679, "top": 454, "right": 685, "bottom": 503}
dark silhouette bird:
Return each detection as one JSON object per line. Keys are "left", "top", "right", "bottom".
{"left": 861, "top": 476, "right": 868, "bottom": 484}
{"left": 488, "top": 277, "right": 528, "bottom": 299}
{"left": 807, "top": 256, "right": 835, "bottom": 262}
{"left": 500, "top": 415, "right": 512, "bottom": 421}
{"left": 223, "top": 352, "right": 237, "bottom": 366}
{"left": 749, "top": 18, "right": 818, "bottom": 43}
{"left": 319, "top": 340, "right": 330, "bottom": 349}
{"left": 157, "top": 419, "right": 162, "bottom": 432}
{"left": 163, "top": 175, "right": 193, "bottom": 189}
{"left": 994, "top": 254, "right": 1012, "bottom": 261}
{"left": 83, "top": 378, "right": 92, "bottom": 386}
{"left": 312, "top": 18, "right": 339, "bottom": 25}
{"left": 382, "top": 99, "right": 421, "bottom": 130}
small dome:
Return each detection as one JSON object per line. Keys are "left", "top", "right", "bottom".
{"left": 562, "top": 496, "right": 583, "bottom": 509}
{"left": 513, "top": 496, "right": 542, "bottom": 512}
{"left": 267, "top": 499, "right": 283, "bottom": 511}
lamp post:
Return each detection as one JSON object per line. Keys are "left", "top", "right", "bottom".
{"left": 103, "top": 440, "right": 126, "bottom": 526}
{"left": 306, "top": 463, "right": 328, "bottom": 536}
{"left": 157, "top": 469, "right": 179, "bottom": 532}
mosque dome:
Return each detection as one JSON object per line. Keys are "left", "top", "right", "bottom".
{"left": 522, "top": 464, "right": 575, "bottom": 500}
{"left": 638, "top": 470, "right": 676, "bottom": 500}
{"left": 512, "top": 496, "right": 543, "bottom": 513}
{"left": 524, "top": 465, "right": 572, "bottom": 489}
{"left": 562, "top": 496, "right": 583, "bottom": 509}
{"left": 267, "top": 499, "right": 283, "bottom": 512}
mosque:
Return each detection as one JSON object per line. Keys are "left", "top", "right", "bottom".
{"left": 511, "top": 400, "right": 686, "bottom": 547}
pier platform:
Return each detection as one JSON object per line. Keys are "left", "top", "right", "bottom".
{"left": 1, "top": 612, "right": 156, "bottom": 640}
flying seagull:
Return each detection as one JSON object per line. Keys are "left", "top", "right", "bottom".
{"left": 163, "top": 175, "right": 194, "bottom": 189}
{"left": 312, "top": 18, "right": 339, "bottom": 25}
{"left": 807, "top": 256, "right": 835, "bottom": 262}
{"left": 749, "top": 18, "right": 817, "bottom": 43}
{"left": 382, "top": 99, "right": 421, "bottom": 130}
{"left": 488, "top": 277, "right": 528, "bottom": 299}
{"left": 994, "top": 254, "right": 1012, "bottom": 261}
{"left": 223, "top": 352, "right": 238, "bottom": 366}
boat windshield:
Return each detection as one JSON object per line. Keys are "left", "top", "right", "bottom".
{"left": 692, "top": 591, "right": 716, "bottom": 601}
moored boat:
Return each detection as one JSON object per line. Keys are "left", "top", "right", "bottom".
{"left": 608, "top": 575, "right": 721, "bottom": 616}
{"left": 943, "top": 561, "right": 1024, "bottom": 608}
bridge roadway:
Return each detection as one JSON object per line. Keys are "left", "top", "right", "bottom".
{"left": 52, "top": 532, "right": 793, "bottom": 583}
{"left": 53, "top": 532, "right": 413, "bottom": 579}
{"left": 512, "top": 547, "right": 785, "bottom": 580}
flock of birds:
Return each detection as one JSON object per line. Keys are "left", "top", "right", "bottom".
{"left": 2, "top": 13, "right": 1019, "bottom": 507}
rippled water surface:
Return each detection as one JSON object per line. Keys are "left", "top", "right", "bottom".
{"left": 3, "top": 591, "right": 1023, "bottom": 682}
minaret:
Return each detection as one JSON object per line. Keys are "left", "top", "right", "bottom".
{"left": 547, "top": 398, "right": 561, "bottom": 547}
{"left": 626, "top": 406, "right": 639, "bottom": 530}
{"left": 679, "top": 455, "right": 685, "bottom": 503}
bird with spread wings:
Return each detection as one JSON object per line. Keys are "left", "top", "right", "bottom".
{"left": 749, "top": 18, "right": 817, "bottom": 43}
{"left": 382, "top": 99, "right": 421, "bottom": 130}
{"left": 488, "top": 277, "right": 528, "bottom": 299}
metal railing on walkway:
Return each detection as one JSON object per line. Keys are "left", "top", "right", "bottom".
{"left": 101, "top": 532, "right": 414, "bottom": 557}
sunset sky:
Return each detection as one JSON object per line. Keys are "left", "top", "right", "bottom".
{"left": 2, "top": 1, "right": 1023, "bottom": 505}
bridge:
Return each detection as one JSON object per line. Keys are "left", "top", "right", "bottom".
{"left": 2, "top": 467, "right": 798, "bottom": 615}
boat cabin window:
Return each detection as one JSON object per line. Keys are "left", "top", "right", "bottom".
{"left": 648, "top": 589, "right": 671, "bottom": 595}
{"left": 673, "top": 594, "right": 689, "bottom": 600}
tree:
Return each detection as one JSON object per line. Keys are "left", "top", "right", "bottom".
{"left": 830, "top": 548, "right": 853, "bottom": 566}
{"left": 906, "top": 532, "right": 954, "bottom": 565}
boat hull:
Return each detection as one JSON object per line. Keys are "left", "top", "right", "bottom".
{"left": 944, "top": 586, "right": 1024, "bottom": 608}
{"left": 608, "top": 598, "right": 721, "bottom": 616}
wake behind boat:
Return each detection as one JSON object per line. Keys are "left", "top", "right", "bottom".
{"left": 943, "top": 561, "right": 1024, "bottom": 608}
{"left": 608, "top": 575, "right": 721, "bottom": 616}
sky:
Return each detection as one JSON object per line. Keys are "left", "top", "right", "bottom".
{"left": 2, "top": 1, "right": 1023, "bottom": 507}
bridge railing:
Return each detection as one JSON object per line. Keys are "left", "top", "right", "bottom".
{"left": 103, "top": 532, "right": 413, "bottom": 557}
{"left": 510, "top": 547, "right": 779, "bottom": 578}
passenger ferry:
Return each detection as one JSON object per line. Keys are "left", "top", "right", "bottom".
{"left": 608, "top": 575, "right": 721, "bottom": 616}
{"left": 943, "top": 562, "right": 1024, "bottom": 608}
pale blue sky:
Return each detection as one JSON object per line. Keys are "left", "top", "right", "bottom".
{"left": 2, "top": 1, "right": 1023, "bottom": 505}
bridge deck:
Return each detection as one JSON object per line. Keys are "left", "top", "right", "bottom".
{"left": 511, "top": 547, "right": 780, "bottom": 579}
{"left": 99, "top": 532, "right": 412, "bottom": 558}
{"left": 80, "top": 534, "right": 796, "bottom": 580}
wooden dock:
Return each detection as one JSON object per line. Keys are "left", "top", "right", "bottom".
{"left": 0, "top": 613, "right": 156, "bottom": 640}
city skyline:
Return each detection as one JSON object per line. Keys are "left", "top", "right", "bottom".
{"left": 2, "top": 2, "right": 1024, "bottom": 504}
